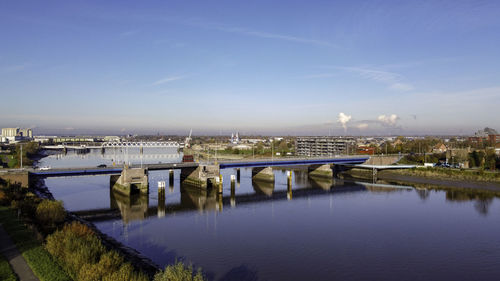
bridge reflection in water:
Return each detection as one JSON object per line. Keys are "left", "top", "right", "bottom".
{"left": 73, "top": 170, "right": 418, "bottom": 224}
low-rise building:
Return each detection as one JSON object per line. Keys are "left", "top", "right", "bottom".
{"left": 488, "top": 134, "right": 500, "bottom": 145}
{"left": 432, "top": 143, "right": 448, "bottom": 153}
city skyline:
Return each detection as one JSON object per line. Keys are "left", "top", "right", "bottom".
{"left": 1, "top": 1, "right": 499, "bottom": 135}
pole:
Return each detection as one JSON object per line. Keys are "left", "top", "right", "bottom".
{"left": 272, "top": 139, "right": 274, "bottom": 161}
{"left": 20, "top": 144, "right": 23, "bottom": 169}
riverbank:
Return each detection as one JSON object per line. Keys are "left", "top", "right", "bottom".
{"left": 389, "top": 167, "right": 500, "bottom": 182}
{"left": 343, "top": 168, "right": 500, "bottom": 192}
{"left": 0, "top": 206, "right": 70, "bottom": 281}
{"left": 31, "top": 178, "right": 160, "bottom": 278}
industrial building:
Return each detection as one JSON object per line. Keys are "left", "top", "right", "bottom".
{"left": 295, "top": 136, "right": 356, "bottom": 157}
{"left": 1, "top": 127, "right": 33, "bottom": 143}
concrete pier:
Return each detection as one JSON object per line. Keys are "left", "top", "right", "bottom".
{"left": 252, "top": 167, "right": 274, "bottom": 182}
{"left": 180, "top": 165, "right": 219, "bottom": 188}
{"left": 0, "top": 171, "right": 31, "bottom": 188}
{"left": 110, "top": 167, "right": 149, "bottom": 196}
{"left": 308, "top": 164, "right": 333, "bottom": 178}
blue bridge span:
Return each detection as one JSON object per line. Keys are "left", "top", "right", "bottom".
{"left": 30, "top": 156, "right": 370, "bottom": 177}
{"left": 218, "top": 156, "right": 369, "bottom": 169}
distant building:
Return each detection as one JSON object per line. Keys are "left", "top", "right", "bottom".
{"left": 469, "top": 127, "right": 500, "bottom": 145}
{"left": 496, "top": 143, "right": 500, "bottom": 155}
{"left": 233, "top": 144, "right": 252, "bottom": 150}
{"left": 1, "top": 127, "right": 33, "bottom": 143}
{"left": 19, "top": 128, "right": 33, "bottom": 138}
{"left": 295, "top": 136, "right": 355, "bottom": 157}
{"left": 488, "top": 134, "right": 500, "bottom": 145}
{"left": 2, "top": 128, "right": 19, "bottom": 137}
{"left": 474, "top": 127, "right": 498, "bottom": 138}
{"left": 432, "top": 143, "right": 448, "bottom": 153}
{"left": 230, "top": 132, "right": 240, "bottom": 144}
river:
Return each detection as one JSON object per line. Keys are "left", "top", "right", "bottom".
{"left": 39, "top": 149, "right": 500, "bottom": 281}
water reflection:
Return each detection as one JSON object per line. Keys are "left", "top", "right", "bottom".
{"left": 309, "top": 176, "right": 333, "bottom": 191}
{"left": 252, "top": 180, "right": 275, "bottom": 196}
{"left": 110, "top": 190, "right": 149, "bottom": 224}
{"left": 445, "top": 189, "right": 495, "bottom": 215}
{"left": 180, "top": 184, "right": 218, "bottom": 212}
{"left": 47, "top": 165, "right": 500, "bottom": 281}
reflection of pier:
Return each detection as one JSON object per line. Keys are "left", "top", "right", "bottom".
{"left": 73, "top": 181, "right": 370, "bottom": 223}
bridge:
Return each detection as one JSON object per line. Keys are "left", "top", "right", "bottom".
{"left": 42, "top": 141, "right": 181, "bottom": 150}
{"left": 101, "top": 141, "right": 180, "bottom": 148}
{"left": 6, "top": 154, "right": 416, "bottom": 196}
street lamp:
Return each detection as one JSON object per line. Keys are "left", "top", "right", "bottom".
{"left": 20, "top": 144, "right": 23, "bottom": 169}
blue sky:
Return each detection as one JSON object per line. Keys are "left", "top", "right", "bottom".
{"left": 1, "top": 0, "right": 499, "bottom": 135}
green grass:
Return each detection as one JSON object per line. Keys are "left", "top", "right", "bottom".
{"left": 0, "top": 254, "right": 17, "bottom": 281}
{"left": 393, "top": 167, "right": 500, "bottom": 182}
{"left": 0, "top": 206, "right": 71, "bottom": 281}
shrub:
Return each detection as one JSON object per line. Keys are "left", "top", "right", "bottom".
{"left": 154, "top": 261, "right": 205, "bottom": 281}
{"left": 103, "top": 263, "right": 148, "bottom": 281}
{"left": 0, "top": 190, "right": 7, "bottom": 205}
{"left": 46, "top": 222, "right": 147, "bottom": 281}
{"left": 46, "top": 222, "right": 105, "bottom": 279}
{"left": 0, "top": 206, "right": 70, "bottom": 281}
{"left": 18, "top": 196, "right": 41, "bottom": 219}
{"left": 36, "top": 200, "right": 66, "bottom": 226}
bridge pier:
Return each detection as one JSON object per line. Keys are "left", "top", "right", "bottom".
{"left": 0, "top": 171, "right": 31, "bottom": 188}
{"left": 180, "top": 165, "right": 219, "bottom": 188}
{"left": 252, "top": 167, "right": 274, "bottom": 183}
{"left": 372, "top": 168, "right": 378, "bottom": 181}
{"left": 308, "top": 164, "right": 333, "bottom": 178}
{"left": 110, "top": 167, "right": 149, "bottom": 196}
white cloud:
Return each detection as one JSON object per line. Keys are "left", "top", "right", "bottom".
{"left": 141, "top": 15, "right": 337, "bottom": 48}
{"left": 357, "top": 123, "right": 369, "bottom": 129}
{"left": 389, "top": 83, "right": 414, "bottom": 91}
{"left": 332, "top": 66, "right": 414, "bottom": 92}
{"left": 151, "top": 75, "right": 186, "bottom": 86}
{"left": 377, "top": 114, "right": 399, "bottom": 126}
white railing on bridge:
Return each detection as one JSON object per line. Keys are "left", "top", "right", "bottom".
{"left": 102, "top": 153, "right": 181, "bottom": 160}
{"left": 101, "top": 141, "right": 180, "bottom": 148}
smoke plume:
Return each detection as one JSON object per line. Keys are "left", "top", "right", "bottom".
{"left": 337, "top": 112, "right": 352, "bottom": 132}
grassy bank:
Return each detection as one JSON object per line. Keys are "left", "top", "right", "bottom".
{"left": 389, "top": 167, "right": 500, "bottom": 183}
{"left": 0, "top": 206, "right": 70, "bottom": 281}
{"left": 0, "top": 254, "right": 17, "bottom": 281}
{"left": 0, "top": 183, "right": 207, "bottom": 281}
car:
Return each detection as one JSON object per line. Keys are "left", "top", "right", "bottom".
{"left": 39, "top": 166, "right": 51, "bottom": 171}
{"left": 97, "top": 164, "right": 107, "bottom": 168}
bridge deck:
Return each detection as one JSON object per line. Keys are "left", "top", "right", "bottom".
{"left": 30, "top": 162, "right": 199, "bottom": 177}
{"left": 30, "top": 156, "right": 371, "bottom": 177}
{"left": 218, "top": 156, "right": 369, "bottom": 169}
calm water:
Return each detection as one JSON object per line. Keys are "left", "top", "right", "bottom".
{"left": 41, "top": 150, "right": 500, "bottom": 281}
